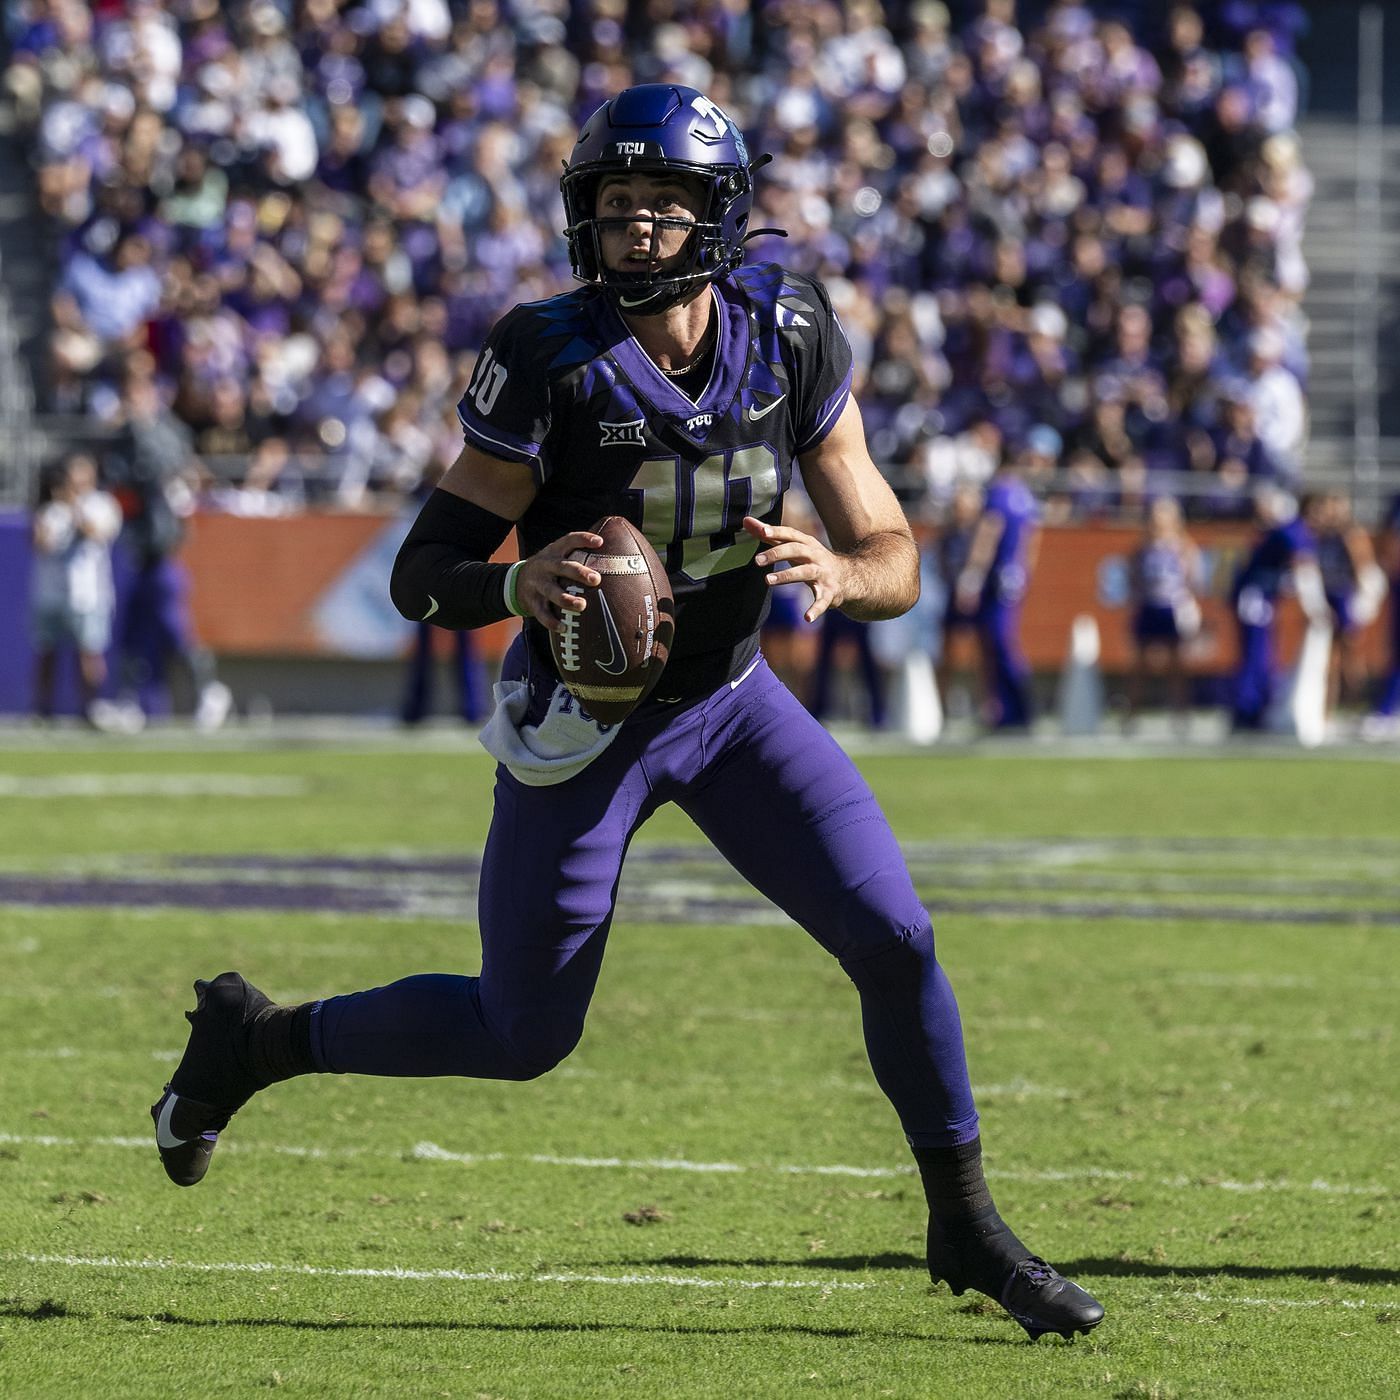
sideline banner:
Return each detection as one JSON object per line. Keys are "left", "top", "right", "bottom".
{"left": 187, "top": 515, "right": 1389, "bottom": 672}
{"left": 182, "top": 511, "right": 521, "bottom": 661}
{"left": 0, "top": 512, "right": 1391, "bottom": 711}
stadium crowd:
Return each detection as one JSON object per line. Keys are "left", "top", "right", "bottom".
{"left": 6, "top": 0, "right": 1313, "bottom": 523}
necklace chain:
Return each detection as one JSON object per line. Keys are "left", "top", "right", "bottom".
{"left": 658, "top": 321, "right": 716, "bottom": 376}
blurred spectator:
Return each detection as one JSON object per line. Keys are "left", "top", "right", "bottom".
{"left": 1194, "top": 377, "right": 1279, "bottom": 519}
{"left": 1243, "top": 326, "right": 1306, "bottom": 485}
{"left": 932, "top": 479, "right": 984, "bottom": 718}
{"left": 1314, "top": 493, "right": 1388, "bottom": 725}
{"left": 105, "top": 374, "right": 232, "bottom": 729}
{"left": 1124, "top": 495, "right": 1203, "bottom": 726}
{"left": 6, "top": 0, "right": 1311, "bottom": 522}
{"left": 29, "top": 451, "right": 121, "bottom": 723}
{"left": 955, "top": 447, "right": 1041, "bottom": 730}
{"left": 808, "top": 610, "right": 887, "bottom": 731}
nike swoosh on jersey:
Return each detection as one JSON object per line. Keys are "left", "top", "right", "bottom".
{"left": 155, "top": 1092, "right": 187, "bottom": 1149}
{"left": 745, "top": 395, "right": 786, "bottom": 423}
{"left": 595, "top": 592, "right": 629, "bottom": 675}
{"left": 422, "top": 596, "right": 440, "bottom": 620}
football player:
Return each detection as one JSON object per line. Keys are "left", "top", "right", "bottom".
{"left": 954, "top": 448, "right": 1041, "bottom": 730}
{"left": 1230, "top": 489, "right": 1329, "bottom": 731}
{"left": 152, "top": 85, "right": 1104, "bottom": 1341}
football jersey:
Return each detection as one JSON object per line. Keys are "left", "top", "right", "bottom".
{"left": 1316, "top": 531, "right": 1356, "bottom": 598}
{"left": 982, "top": 473, "right": 1039, "bottom": 606}
{"left": 456, "top": 264, "right": 853, "bottom": 667}
{"left": 1132, "top": 540, "right": 1194, "bottom": 610}
{"left": 1233, "top": 517, "right": 1316, "bottom": 603}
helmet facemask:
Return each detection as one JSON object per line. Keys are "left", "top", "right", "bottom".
{"left": 562, "top": 162, "right": 750, "bottom": 315}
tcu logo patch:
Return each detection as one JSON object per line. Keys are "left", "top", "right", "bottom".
{"left": 600, "top": 419, "right": 647, "bottom": 448}
{"left": 685, "top": 413, "right": 714, "bottom": 432}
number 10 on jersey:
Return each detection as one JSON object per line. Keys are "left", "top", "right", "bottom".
{"left": 630, "top": 445, "right": 780, "bottom": 581}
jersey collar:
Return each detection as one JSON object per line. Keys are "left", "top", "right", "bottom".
{"left": 596, "top": 282, "right": 747, "bottom": 448}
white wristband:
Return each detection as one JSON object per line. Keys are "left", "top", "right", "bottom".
{"left": 503, "top": 560, "right": 527, "bottom": 617}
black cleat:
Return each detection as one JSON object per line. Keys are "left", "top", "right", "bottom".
{"left": 928, "top": 1219, "right": 1105, "bottom": 1341}
{"left": 150, "top": 1087, "right": 228, "bottom": 1187}
{"left": 998, "top": 1256, "right": 1105, "bottom": 1342}
{"left": 150, "top": 973, "right": 272, "bottom": 1186}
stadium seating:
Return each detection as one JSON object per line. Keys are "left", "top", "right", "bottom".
{"left": 3, "top": 0, "right": 1311, "bottom": 519}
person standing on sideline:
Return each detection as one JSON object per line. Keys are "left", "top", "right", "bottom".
{"left": 1313, "top": 492, "right": 1388, "bottom": 727}
{"left": 1362, "top": 494, "right": 1400, "bottom": 738}
{"left": 955, "top": 447, "right": 1041, "bottom": 730}
{"left": 29, "top": 452, "right": 121, "bottom": 723}
{"left": 1125, "top": 496, "right": 1203, "bottom": 728}
{"left": 151, "top": 85, "right": 1104, "bottom": 1342}
{"left": 107, "top": 375, "right": 232, "bottom": 730}
{"left": 933, "top": 480, "right": 986, "bottom": 720}
{"left": 1230, "top": 490, "right": 1328, "bottom": 731}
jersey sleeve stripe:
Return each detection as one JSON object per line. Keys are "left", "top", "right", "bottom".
{"left": 795, "top": 365, "right": 854, "bottom": 453}
{"left": 457, "top": 405, "right": 542, "bottom": 465}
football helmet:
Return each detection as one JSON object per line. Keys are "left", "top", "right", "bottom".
{"left": 561, "top": 84, "right": 758, "bottom": 314}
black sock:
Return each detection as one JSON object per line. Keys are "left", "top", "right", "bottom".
{"left": 911, "top": 1137, "right": 1029, "bottom": 1293}
{"left": 247, "top": 1002, "right": 319, "bottom": 1085}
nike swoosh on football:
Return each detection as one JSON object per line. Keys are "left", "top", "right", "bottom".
{"left": 155, "top": 1093, "right": 187, "bottom": 1150}
{"left": 746, "top": 395, "right": 786, "bottom": 422}
{"left": 594, "top": 592, "right": 630, "bottom": 675}
{"left": 422, "top": 596, "right": 440, "bottom": 620}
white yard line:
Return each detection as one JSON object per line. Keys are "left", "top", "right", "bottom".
{"left": 2, "top": 1254, "right": 1381, "bottom": 1311}
{"left": 1184, "top": 1290, "right": 1374, "bottom": 1311}
{"left": 0, "top": 775, "right": 307, "bottom": 798}
{"left": 0, "top": 1131, "right": 1389, "bottom": 1198}
{"left": 4, "top": 1252, "right": 875, "bottom": 1291}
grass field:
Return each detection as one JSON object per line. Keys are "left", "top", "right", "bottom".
{"left": 0, "top": 731, "right": 1396, "bottom": 1398}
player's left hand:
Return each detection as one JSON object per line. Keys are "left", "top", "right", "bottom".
{"left": 744, "top": 516, "right": 848, "bottom": 624}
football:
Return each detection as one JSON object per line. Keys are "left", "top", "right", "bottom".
{"left": 550, "top": 515, "right": 674, "bottom": 724}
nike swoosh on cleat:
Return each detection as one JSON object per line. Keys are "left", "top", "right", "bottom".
{"left": 594, "top": 592, "right": 629, "bottom": 676}
{"left": 745, "top": 395, "right": 786, "bottom": 423}
{"left": 155, "top": 1093, "right": 187, "bottom": 1150}
{"left": 422, "top": 596, "right": 440, "bottom": 620}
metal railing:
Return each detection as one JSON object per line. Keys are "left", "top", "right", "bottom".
{"left": 0, "top": 247, "right": 41, "bottom": 505}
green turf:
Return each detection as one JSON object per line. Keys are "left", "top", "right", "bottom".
{"left": 1, "top": 739, "right": 1397, "bottom": 1397}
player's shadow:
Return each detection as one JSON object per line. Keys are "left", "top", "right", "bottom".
{"left": 0, "top": 1298, "right": 1019, "bottom": 1345}
{"left": 619, "top": 1253, "right": 1400, "bottom": 1287}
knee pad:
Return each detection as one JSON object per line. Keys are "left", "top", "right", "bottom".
{"left": 493, "top": 1017, "right": 586, "bottom": 1082}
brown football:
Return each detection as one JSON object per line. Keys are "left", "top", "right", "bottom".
{"left": 550, "top": 516, "right": 674, "bottom": 724}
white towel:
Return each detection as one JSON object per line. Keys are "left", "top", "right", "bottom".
{"left": 478, "top": 678, "right": 621, "bottom": 786}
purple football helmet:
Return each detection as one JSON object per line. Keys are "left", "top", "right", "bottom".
{"left": 561, "top": 84, "right": 758, "bottom": 314}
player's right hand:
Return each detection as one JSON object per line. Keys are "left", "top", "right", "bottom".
{"left": 516, "top": 531, "right": 604, "bottom": 630}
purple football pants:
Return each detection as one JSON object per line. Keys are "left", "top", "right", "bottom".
{"left": 314, "top": 658, "right": 980, "bottom": 1147}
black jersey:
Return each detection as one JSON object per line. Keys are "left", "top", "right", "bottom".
{"left": 456, "top": 263, "right": 853, "bottom": 668}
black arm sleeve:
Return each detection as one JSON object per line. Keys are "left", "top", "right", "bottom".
{"left": 389, "top": 489, "right": 518, "bottom": 630}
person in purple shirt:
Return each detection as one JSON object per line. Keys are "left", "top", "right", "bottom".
{"left": 1230, "top": 490, "right": 1328, "bottom": 730}
{"left": 955, "top": 443, "right": 1042, "bottom": 729}
{"left": 150, "top": 83, "right": 1104, "bottom": 1344}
